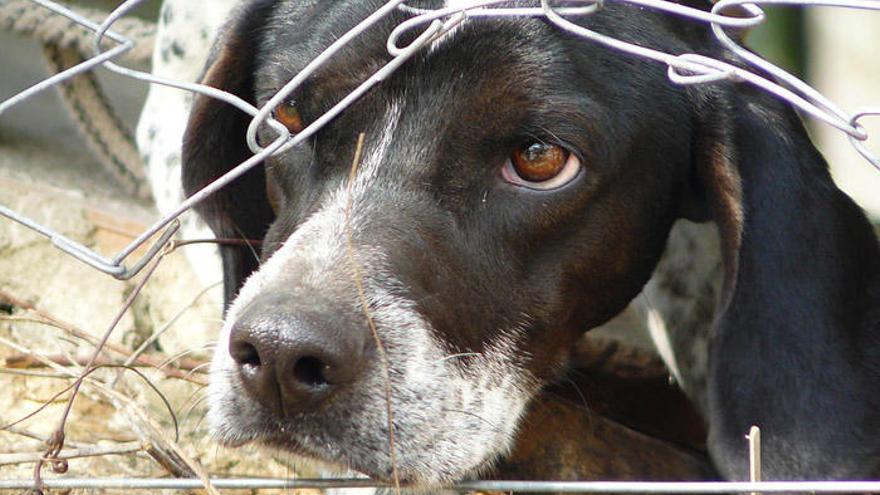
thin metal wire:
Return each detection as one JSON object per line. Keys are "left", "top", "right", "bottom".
{"left": 2, "top": 478, "right": 880, "bottom": 492}
{"left": 850, "top": 108, "right": 880, "bottom": 168}
{"left": 1, "top": 0, "right": 878, "bottom": 278}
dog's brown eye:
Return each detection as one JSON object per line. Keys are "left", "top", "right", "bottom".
{"left": 511, "top": 143, "right": 568, "bottom": 182}
{"left": 273, "top": 101, "right": 304, "bottom": 134}
{"left": 502, "top": 142, "right": 581, "bottom": 190}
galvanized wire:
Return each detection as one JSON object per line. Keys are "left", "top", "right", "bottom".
{"left": 1, "top": 0, "right": 878, "bottom": 278}
{"left": 2, "top": 478, "right": 880, "bottom": 492}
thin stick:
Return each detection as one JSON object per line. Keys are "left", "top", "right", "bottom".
{"left": 0, "top": 368, "right": 70, "bottom": 379}
{"left": 0, "top": 441, "right": 143, "bottom": 467}
{"left": 4, "top": 353, "right": 207, "bottom": 381}
{"left": 0, "top": 310, "right": 205, "bottom": 384}
{"left": 748, "top": 425, "right": 761, "bottom": 495}
{"left": 1, "top": 426, "right": 87, "bottom": 448}
{"left": 168, "top": 238, "right": 263, "bottom": 249}
{"left": 343, "top": 133, "right": 401, "bottom": 495}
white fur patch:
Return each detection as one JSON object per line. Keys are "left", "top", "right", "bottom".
{"left": 639, "top": 220, "right": 722, "bottom": 414}
{"left": 644, "top": 303, "right": 683, "bottom": 385}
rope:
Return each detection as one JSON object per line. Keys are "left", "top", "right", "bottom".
{"left": 42, "top": 43, "right": 150, "bottom": 198}
{"left": 0, "top": 0, "right": 157, "bottom": 199}
{"left": 0, "top": 0, "right": 155, "bottom": 65}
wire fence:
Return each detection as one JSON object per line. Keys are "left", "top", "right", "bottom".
{"left": 0, "top": 0, "right": 879, "bottom": 493}
{"left": 1, "top": 0, "right": 879, "bottom": 281}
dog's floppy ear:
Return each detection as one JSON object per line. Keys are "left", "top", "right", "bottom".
{"left": 182, "top": 0, "right": 278, "bottom": 306}
{"left": 694, "top": 85, "right": 880, "bottom": 479}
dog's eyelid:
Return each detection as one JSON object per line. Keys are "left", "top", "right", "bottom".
{"left": 519, "top": 132, "right": 588, "bottom": 163}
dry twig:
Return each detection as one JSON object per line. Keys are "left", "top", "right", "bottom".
{"left": 0, "top": 441, "right": 144, "bottom": 467}
{"left": 343, "top": 133, "right": 402, "bottom": 495}
{"left": 0, "top": 296, "right": 207, "bottom": 385}
{"left": 3, "top": 352, "right": 207, "bottom": 384}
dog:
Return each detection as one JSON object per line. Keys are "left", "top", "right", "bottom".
{"left": 179, "top": 0, "right": 880, "bottom": 485}
{"left": 136, "top": 0, "right": 719, "bottom": 485}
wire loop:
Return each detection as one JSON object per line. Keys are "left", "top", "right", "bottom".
{"left": 0, "top": 0, "right": 878, "bottom": 276}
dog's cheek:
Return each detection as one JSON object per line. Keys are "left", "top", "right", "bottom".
{"left": 300, "top": 285, "right": 539, "bottom": 482}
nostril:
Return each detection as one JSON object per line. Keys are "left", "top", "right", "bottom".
{"left": 230, "top": 340, "right": 261, "bottom": 367}
{"left": 293, "top": 356, "right": 329, "bottom": 387}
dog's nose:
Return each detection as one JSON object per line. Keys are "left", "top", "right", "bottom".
{"left": 228, "top": 299, "right": 368, "bottom": 414}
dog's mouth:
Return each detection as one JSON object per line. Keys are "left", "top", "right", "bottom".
{"left": 208, "top": 409, "right": 388, "bottom": 481}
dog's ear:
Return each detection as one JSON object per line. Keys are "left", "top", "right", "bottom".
{"left": 182, "top": 0, "right": 278, "bottom": 307}
{"left": 693, "top": 85, "right": 880, "bottom": 479}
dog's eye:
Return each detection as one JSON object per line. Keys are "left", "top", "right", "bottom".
{"left": 502, "top": 142, "right": 581, "bottom": 190}
{"left": 273, "top": 101, "right": 304, "bottom": 134}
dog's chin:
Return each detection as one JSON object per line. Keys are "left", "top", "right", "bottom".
{"left": 212, "top": 427, "right": 496, "bottom": 486}
{"left": 210, "top": 436, "right": 482, "bottom": 486}
{"left": 208, "top": 400, "right": 502, "bottom": 486}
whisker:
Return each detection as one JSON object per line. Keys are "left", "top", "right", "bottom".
{"left": 441, "top": 408, "right": 503, "bottom": 433}
{"left": 438, "top": 352, "right": 481, "bottom": 362}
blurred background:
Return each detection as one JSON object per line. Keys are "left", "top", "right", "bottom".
{"left": 751, "top": 5, "right": 880, "bottom": 217}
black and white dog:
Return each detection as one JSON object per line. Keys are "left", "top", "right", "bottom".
{"left": 179, "top": 0, "right": 880, "bottom": 485}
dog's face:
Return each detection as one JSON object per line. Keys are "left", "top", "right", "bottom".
{"left": 185, "top": 0, "right": 719, "bottom": 484}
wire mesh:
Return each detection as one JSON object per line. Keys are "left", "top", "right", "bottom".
{"left": 1, "top": 0, "right": 879, "bottom": 280}
{"left": 1, "top": 0, "right": 879, "bottom": 493}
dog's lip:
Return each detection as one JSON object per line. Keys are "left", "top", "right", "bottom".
{"left": 239, "top": 429, "right": 427, "bottom": 484}
{"left": 260, "top": 436, "right": 381, "bottom": 478}
{"left": 215, "top": 431, "right": 390, "bottom": 481}
{"left": 218, "top": 429, "right": 315, "bottom": 459}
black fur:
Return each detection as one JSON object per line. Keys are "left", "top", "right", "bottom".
{"left": 183, "top": 0, "right": 880, "bottom": 481}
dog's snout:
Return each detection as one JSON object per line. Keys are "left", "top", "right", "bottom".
{"left": 228, "top": 300, "right": 368, "bottom": 415}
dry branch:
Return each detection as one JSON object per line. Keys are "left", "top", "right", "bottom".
{"left": 0, "top": 290, "right": 207, "bottom": 385}
{"left": 3, "top": 352, "right": 207, "bottom": 385}
{"left": 0, "top": 441, "right": 144, "bottom": 467}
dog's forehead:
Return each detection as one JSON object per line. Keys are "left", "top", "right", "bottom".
{"left": 255, "top": 1, "right": 572, "bottom": 98}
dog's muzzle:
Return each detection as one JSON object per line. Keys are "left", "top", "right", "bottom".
{"left": 207, "top": 195, "right": 538, "bottom": 484}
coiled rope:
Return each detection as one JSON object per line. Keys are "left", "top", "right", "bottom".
{"left": 1, "top": 0, "right": 155, "bottom": 199}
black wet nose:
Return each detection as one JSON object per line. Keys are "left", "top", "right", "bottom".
{"left": 228, "top": 298, "right": 368, "bottom": 414}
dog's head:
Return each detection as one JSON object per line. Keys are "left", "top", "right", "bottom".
{"left": 182, "top": 0, "right": 853, "bottom": 484}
